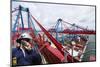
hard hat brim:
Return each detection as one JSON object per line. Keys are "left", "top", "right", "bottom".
{"left": 16, "top": 38, "right": 31, "bottom": 43}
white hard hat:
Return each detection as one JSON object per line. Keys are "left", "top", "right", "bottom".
{"left": 20, "top": 33, "right": 32, "bottom": 39}
{"left": 16, "top": 32, "right": 32, "bottom": 43}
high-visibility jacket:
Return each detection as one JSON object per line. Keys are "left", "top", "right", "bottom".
{"left": 12, "top": 47, "right": 42, "bottom": 66}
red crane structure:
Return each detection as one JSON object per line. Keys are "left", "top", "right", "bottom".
{"left": 48, "top": 18, "right": 96, "bottom": 34}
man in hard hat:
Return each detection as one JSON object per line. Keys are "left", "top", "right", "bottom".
{"left": 12, "top": 33, "right": 42, "bottom": 66}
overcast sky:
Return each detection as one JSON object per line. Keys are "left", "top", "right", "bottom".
{"left": 12, "top": 1, "right": 95, "bottom": 31}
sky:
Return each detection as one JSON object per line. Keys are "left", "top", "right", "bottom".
{"left": 12, "top": 1, "right": 96, "bottom": 31}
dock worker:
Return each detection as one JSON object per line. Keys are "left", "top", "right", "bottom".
{"left": 12, "top": 33, "right": 42, "bottom": 66}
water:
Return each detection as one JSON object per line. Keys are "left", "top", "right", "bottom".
{"left": 82, "top": 35, "right": 96, "bottom": 62}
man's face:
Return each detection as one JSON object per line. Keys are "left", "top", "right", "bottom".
{"left": 22, "top": 40, "right": 32, "bottom": 50}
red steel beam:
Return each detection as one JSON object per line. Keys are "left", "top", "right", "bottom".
{"left": 62, "top": 30, "right": 96, "bottom": 34}
{"left": 40, "top": 42, "right": 64, "bottom": 63}
{"left": 31, "top": 15, "right": 64, "bottom": 55}
{"left": 48, "top": 29, "right": 96, "bottom": 34}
